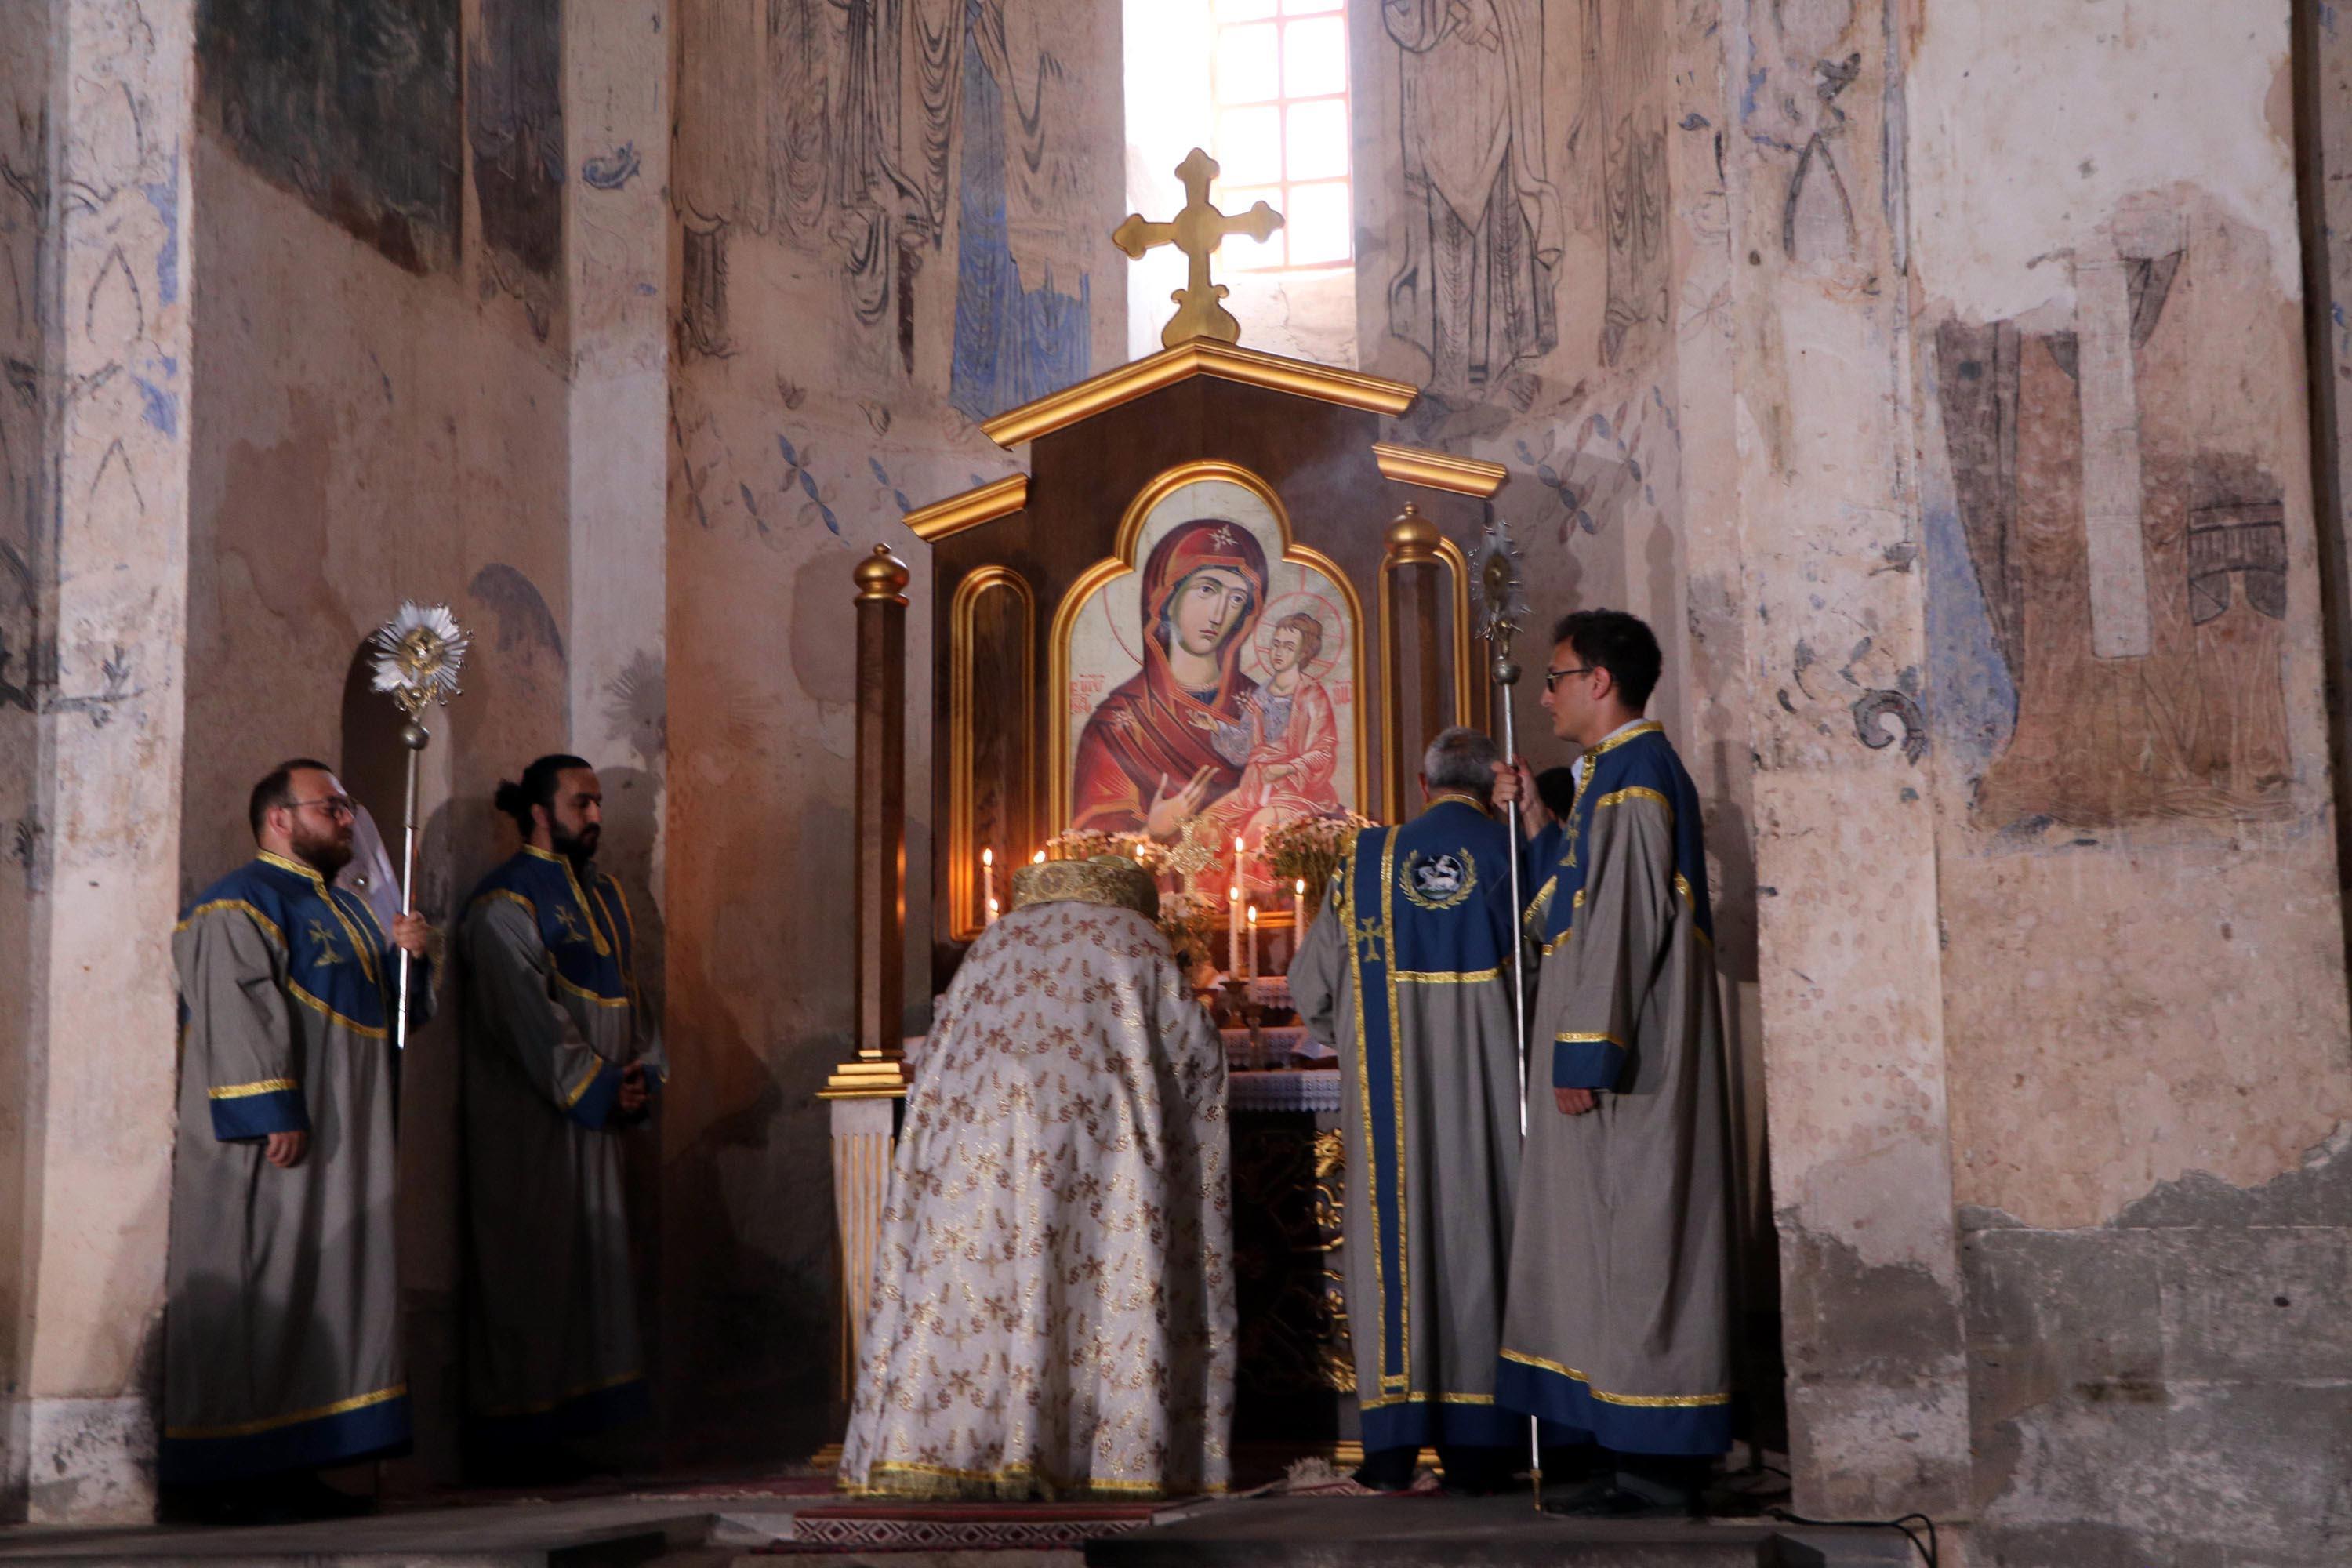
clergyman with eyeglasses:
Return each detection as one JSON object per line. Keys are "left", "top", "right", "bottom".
{"left": 161, "top": 759, "right": 434, "bottom": 1522}
{"left": 1490, "top": 610, "right": 1734, "bottom": 1519}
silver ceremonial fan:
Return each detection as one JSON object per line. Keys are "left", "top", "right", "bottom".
{"left": 369, "top": 602, "right": 471, "bottom": 718}
{"left": 368, "top": 601, "right": 472, "bottom": 1051}
{"left": 1470, "top": 517, "right": 1529, "bottom": 644}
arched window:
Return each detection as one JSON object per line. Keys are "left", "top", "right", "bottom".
{"left": 1209, "top": 0, "right": 1351, "bottom": 272}
{"left": 1123, "top": 0, "right": 1358, "bottom": 364}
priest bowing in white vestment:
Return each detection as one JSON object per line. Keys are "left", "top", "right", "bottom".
{"left": 839, "top": 855, "right": 1235, "bottom": 1499}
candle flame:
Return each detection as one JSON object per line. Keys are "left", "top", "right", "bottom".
{"left": 1233, "top": 836, "right": 1245, "bottom": 854}
{"left": 1247, "top": 906, "right": 1258, "bottom": 923}
{"left": 982, "top": 848, "right": 993, "bottom": 866}
{"left": 1294, "top": 878, "right": 1306, "bottom": 895}
{"left": 986, "top": 897, "right": 999, "bottom": 913}
{"left": 1229, "top": 886, "right": 1240, "bottom": 902}
{"left": 1033, "top": 850, "right": 1046, "bottom": 864}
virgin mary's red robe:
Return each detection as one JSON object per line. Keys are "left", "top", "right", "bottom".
{"left": 1071, "top": 519, "right": 1268, "bottom": 834}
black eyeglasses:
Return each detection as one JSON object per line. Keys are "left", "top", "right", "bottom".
{"left": 289, "top": 795, "right": 357, "bottom": 820}
{"left": 1543, "top": 666, "right": 1596, "bottom": 693}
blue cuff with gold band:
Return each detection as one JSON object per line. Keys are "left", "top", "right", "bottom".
{"left": 1495, "top": 1354, "right": 1732, "bottom": 1457}
{"left": 160, "top": 1386, "right": 410, "bottom": 1485}
{"left": 207, "top": 1080, "right": 309, "bottom": 1140}
{"left": 1361, "top": 1394, "right": 1524, "bottom": 1454}
{"left": 1552, "top": 1033, "right": 1627, "bottom": 1091}
{"left": 563, "top": 1058, "right": 625, "bottom": 1131}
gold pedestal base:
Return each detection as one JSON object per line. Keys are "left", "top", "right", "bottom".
{"left": 818, "top": 1056, "right": 913, "bottom": 1100}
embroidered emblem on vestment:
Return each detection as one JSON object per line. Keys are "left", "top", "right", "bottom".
{"left": 306, "top": 919, "right": 345, "bottom": 964}
{"left": 1400, "top": 848, "right": 1477, "bottom": 911}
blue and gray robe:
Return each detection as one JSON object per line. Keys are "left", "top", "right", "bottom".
{"left": 1290, "top": 794, "right": 1525, "bottom": 1454}
{"left": 457, "top": 846, "right": 662, "bottom": 1443}
{"left": 164, "top": 850, "right": 425, "bottom": 1483}
{"left": 1497, "top": 720, "right": 1733, "bottom": 1455}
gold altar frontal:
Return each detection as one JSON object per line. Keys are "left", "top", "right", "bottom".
{"left": 823, "top": 326, "right": 1511, "bottom": 1469}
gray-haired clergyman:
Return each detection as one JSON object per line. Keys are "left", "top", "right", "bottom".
{"left": 1290, "top": 727, "right": 1526, "bottom": 1494}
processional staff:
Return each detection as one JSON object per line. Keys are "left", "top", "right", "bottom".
{"left": 368, "top": 603, "right": 471, "bottom": 1051}
{"left": 1471, "top": 513, "right": 1543, "bottom": 1508}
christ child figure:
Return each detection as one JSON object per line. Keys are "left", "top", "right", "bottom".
{"left": 1207, "top": 612, "right": 1344, "bottom": 865}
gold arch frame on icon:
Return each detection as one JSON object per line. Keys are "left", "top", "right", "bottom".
{"left": 948, "top": 566, "right": 1036, "bottom": 942}
{"left": 1047, "top": 459, "right": 1370, "bottom": 833}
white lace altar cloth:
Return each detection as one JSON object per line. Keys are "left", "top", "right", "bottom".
{"left": 1226, "top": 1069, "right": 1342, "bottom": 1114}
{"left": 840, "top": 898, "right": 1235, "bottom": 1500}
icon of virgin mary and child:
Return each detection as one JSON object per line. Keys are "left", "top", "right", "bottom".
{"left": 1070, "top": 518, "right": 1344, "bottom": 869}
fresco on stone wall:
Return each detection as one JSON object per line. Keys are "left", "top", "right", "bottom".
{"left": 1933, "top": 201, "right": 2292, "bottom": 829}
{"left": 198, "top": 0, "right": 462, "bottom": 274}
{"left": 1738, "top": 0, "right": 1866, "bottom": 271}
{"left": 1379, "top": 0, "right": 1672, "bottom": 407}
{"left": 1580, "top": 0, "right": 1671, "bottom": 369}
{"left": 947, "top": 2, "right": 1091, "bottom": 423}
{"left": 678, "top": 0, "right": 1089, "bottom": 414}
{"left": 468, "top": 0, "right": 564, "bottom": 338}
{"left": 1381, "top": 0, "right": 1560, "bottom": 407}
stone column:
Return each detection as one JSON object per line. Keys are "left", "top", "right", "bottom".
{"left": 565, "top": 1, "right": 672, "bottom": 837}
{"left": 11, "top": 1, "right": 195, "bottom": 1524}
{"left": 1717, "top": 0, "right": 1969, "bottom": 1520}
{"left": 562, "top": 0, "right": 673, "bottom": 1455}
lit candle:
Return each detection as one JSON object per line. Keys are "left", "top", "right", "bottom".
{"left": 1229, "top": 884, "right": 1241, "bottom": 977}
{"left": 1294, "top": 877, "right": 1307, "bottom": 933}
{"left": 1033, "top": 849, "right": 1046, "bottom": 866}
{"left": 1247, "top": 905, "right": 1258, "bottom": 980}
{"left": 982, "top": 847, "right": 994, "bottom": 923}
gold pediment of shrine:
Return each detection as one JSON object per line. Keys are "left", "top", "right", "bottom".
{"left": 978, "top": 338, "right": 1417, "bottom": 449}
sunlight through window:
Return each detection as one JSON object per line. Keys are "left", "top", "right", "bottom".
{"left": 1211, "top": 0, "right": 1351, "bottom": 272}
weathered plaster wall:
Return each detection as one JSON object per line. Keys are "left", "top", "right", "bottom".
{"left": 0, "top": 0, "right": 196, "bottom": 1523}
{"left": 0, "top": 12, "right": 53, "bottom": 1512}
{"left": 662, "top": 0, "right": 1127, "bottom": 1459}
{"left": 1908, "top": 2, "right": 2352, "bottom": 1562}
{"left": 1711, "top": 0, "right": 1972, "bottom": 1520}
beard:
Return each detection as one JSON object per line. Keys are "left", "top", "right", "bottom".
{"left": 291, "top": 822, "right": 354, "bottom": 877}
{"left": 551, "top": 822, "right": 600, "bottom": 863}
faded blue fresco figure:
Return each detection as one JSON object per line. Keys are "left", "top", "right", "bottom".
{"left": 949, "top": 0, "right": 1091, "bottom": 423}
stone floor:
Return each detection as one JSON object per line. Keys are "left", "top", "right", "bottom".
{"left": 0, "top": 1489, "right": 1933, "bottom": 1568}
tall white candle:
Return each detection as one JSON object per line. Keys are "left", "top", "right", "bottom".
{"left": 1247, "top": 905, "right": 1258, "bottom": 980}
{"left": 1294, "top": 877, "right": 1306, "bottom": 934}
{"left": 982, "top": 847, "right": 994, "bottom": 924}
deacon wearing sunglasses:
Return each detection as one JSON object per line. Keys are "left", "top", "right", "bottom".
{"left": 1490, "top": 611, "right": 1733, "bottom": 1519}
{"left": 162, "top": 760, "right": 433, "bottom": 1521}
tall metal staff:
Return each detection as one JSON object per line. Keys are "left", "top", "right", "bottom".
{"left": 1471, "top": 513, "right": 1541, "bottom": 1507}
{"left": 368, "top": 602, "right": 470, "bottom": 1051}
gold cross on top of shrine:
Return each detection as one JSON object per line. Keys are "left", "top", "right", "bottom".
{"left": 1113, "top": 148, "right": 1285, "bottom": 350}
